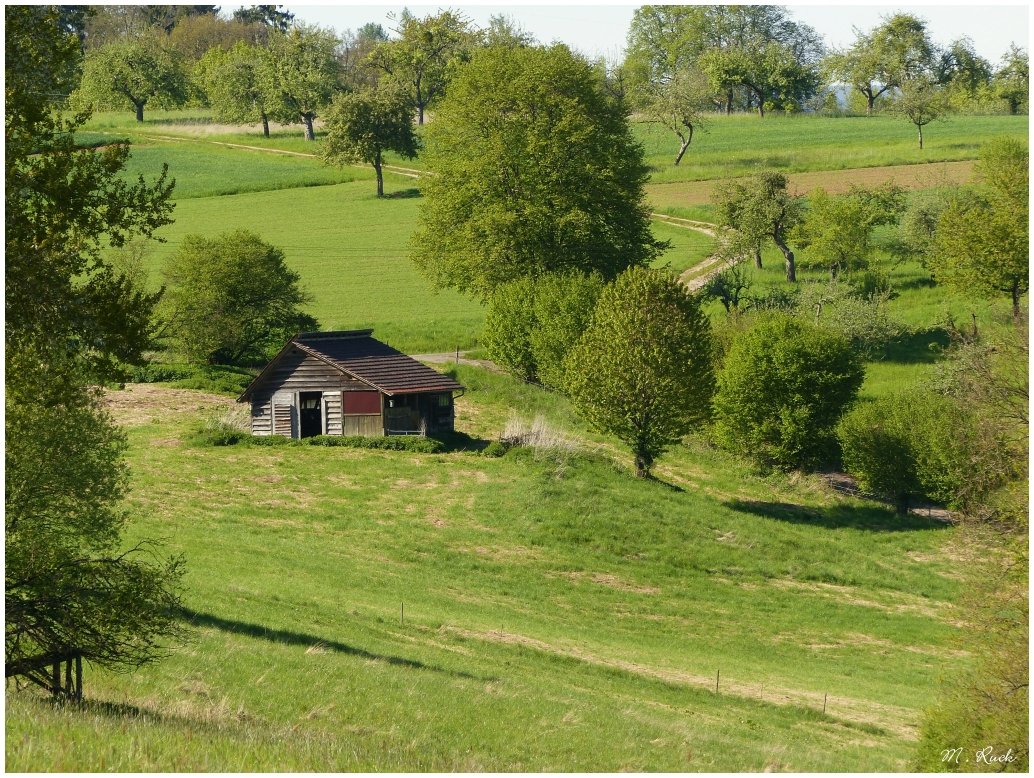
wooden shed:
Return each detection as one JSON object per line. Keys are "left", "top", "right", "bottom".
{"left": 237, "top": 330, "right": 465, "bottom": 438}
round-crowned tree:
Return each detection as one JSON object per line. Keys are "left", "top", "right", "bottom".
{"left": 713, "top": 315, "right": 864, "bottom": 469}
{"left": 161, "top": 230, "right": 318, "bottom": 365}
{"left": 565, "top": 267, "right": 714, "bottom": 477}
{"left": 411, "top": 43, "right": 665, "bottom": 299}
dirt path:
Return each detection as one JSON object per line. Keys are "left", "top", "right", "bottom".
{"left": 412, "top": 352, "right": 501, "bottom": 372}
{"left": 111, "top": 131, "right": 423, "bottom": 179}
{"left": 649, "top": 213, "right": 732, "bottom": 291}
{"left": 647, "top": 160, "right": 973, "bottom": 210}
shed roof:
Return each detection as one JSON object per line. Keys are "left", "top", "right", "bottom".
{"left": 238, "top": 330, "right": 465, "bottom": 402}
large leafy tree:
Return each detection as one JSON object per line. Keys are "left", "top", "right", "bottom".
{"left": 712, "top": 169, "right": 804, "bottom": 280}
{"left": 6, "top": 5, "right": 183, "bottom": 692}
{"left": 198, "top": 41, "right": 287, "bottom": 136}
{"left": 930, "top": 137, "right": 1029, "bottom": 318}
{"left": 233, "top": 4, "right": 294, "bottom": 32}
{"left": 368, "top": 9, "right": 477, "bottom": 125}
{"left": 160, "top": 230, "right": 319, "bottom": 365}
{"left": 263, "top": 23, "right": 341, "bottom": 140}
{"left": 74, "top": 34, "right": 189, "bottom": 121}
{"left": 824, "top": 13, "right": 935, "bottom": 116}
{"left": 992, "top": 44, "right": 1029, "bottom": 115}
{"left": 319, "top": 83, "right": 419, "bottom": 197}
{"left": 566, "top": 267, "right": 714, "bottom": 478}
{"left": 411, "top": 44, "right": 665, "bottom": 299}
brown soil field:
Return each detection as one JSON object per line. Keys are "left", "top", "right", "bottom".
{"left": 647, "top": 160, "right": 974, "bottom": 210}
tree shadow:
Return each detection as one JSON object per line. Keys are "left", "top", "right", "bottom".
{"left": 385, "top": 188, "right": 422, "bottom": 199}
{"left": 722, "top": 498, "right": 951, "bottom": 533}
{"left": 883, "top": 328, "right": 950, "bottom": 364}
{"left": 176, "top": 608, "right": 489, "bottom": 680}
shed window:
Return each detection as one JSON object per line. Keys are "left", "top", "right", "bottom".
{"left": 437, "top": 394, "right": 451, "bottom": 407}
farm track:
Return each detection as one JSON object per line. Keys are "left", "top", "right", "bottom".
{"left": 107, "top": 131, "right": 423, "bottom": 179}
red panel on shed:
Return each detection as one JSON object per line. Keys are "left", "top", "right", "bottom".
{"left": 343, "top": 391, "right": 381, "bottom": 414}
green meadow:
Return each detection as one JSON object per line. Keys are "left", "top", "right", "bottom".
{"left": 9, "top": 107, "right": 1022, "bottom": 771}
{"left": 7, "top": 365, "right": 962, "bottom": 772}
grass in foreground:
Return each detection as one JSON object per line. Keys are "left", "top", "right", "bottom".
{"left": 7, "top": 367, "right": 963, "bottom": 771}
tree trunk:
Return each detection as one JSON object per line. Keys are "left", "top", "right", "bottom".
{"left": 302, "top": 113, "right": 314, "bottom": 141}
{"left": 753, "top": 248, "right": 762, "bottom": 269}
{"left": 917, "top": 123, "right": 923, "bottom": 150}
{"left": 634, "top": 452, "right": 650, "bottom": 478}
{"left": 374, "top": 151, "right": 383, "bottom": 197}
{"left": 673, "top": 125, "right": 693, "bottom": 166}
{"left": 417, "top": 103, "right": 424, "bottom": 125}
{"left": 135, "top": 101, "right": 144, "bottom": 122}
{"left": 1012, "top": 280, "right": 1021, "bottom": 320}
{"left": 726, "top": 89, "right": 733, "bottom": 115}
{"left": 772, "top": 234, "right": 796, "bottom": 282}
{"left": 866, "top": 92, "right": 874, "bottom": 116}
{"left": 757, "top": 99, "right": 764, "bottom": 118}
{"left": 895, "top": 493, "right": 911, "bottom": 516}
{"left": 261, "top": 112, "right": 269, "bottom": 137}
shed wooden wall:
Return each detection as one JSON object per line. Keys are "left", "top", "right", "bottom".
{"left": 250, "top": 349, "right": 380, "bottom": 437}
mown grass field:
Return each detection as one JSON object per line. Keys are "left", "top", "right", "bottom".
{"left": 7, "top": 367, "right": 964, "bottom": 771}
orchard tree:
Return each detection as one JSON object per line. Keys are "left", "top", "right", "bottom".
{"left": 319, "top": 84, "right": 419, "bottom": 197}
{"left": 566, "top": 267, "right": 714, "bottom": 477}
{"left": 368, "top": 9, "right": 477, "bottom": 125}
{"left": 233, "top": 5, "right": 294, "bottom": 33}
{"left": 712, "top": 169, "right": 804, "bottom": 280}
{"left": 893, "top": 76, "right": 948, "bottom": 149}
{"left": 198, "top": 42, "right": 286, "bottom": 136}
{"left": 411, "top": 44, "right": 665, "bottom": 299}
{"left": 701, "top": 39, "right": 821, "bottom": 117}
{"left": 264, "top": 24, "right": 341, "bottom": 140}
{"left": 712, "top": 315, "right": 865, "bottom": 470}
{"left": 6, "top": 5, "right": 183, "bottom": 691}
{"left": 993, "top": 44, "right": 1029, "bottom": 115}
{"left": 930, "top": 137, "right": 1029, "bottom": 318}
{"left": 74, "top": 36, "right": 188, "bottom": 121}
{"left": 635, "top": 68, "right": 714, "bottom": 165}
{"left": 161, "top": 230, "right": 318, "bottom": 365}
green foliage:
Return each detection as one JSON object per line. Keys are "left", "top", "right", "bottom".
{"left": 481, "top": 276, "right": 538, "bottom": 381}
{"left": 412, "top": 44, "right": 664, "bottom": 299}
{"left": 196, "top": 42, "right": 289, "bottom": 134}
{"left": 367, "top": 9, "right": 477, "bottom": 124}
{"left": 481, "top": 440, "right": 509, "bottom": 457}
{"left": 125, "top": 362, "right": 256, "bottom": 396}
{"left": 700, "top": 39, "right": 821, "bottom": 116}
{"left": 263, "top": 24, "right": 341, "bottom": 140}
{"left": 6, "top": 6, "right": 183, "bottom": 682}
{"left": 160, "top": 230, "right": 318, "bottom": 366}
{"left": 713, "top": 315, "right": 864, "bottom": 469}
{"left": 929, "top": 136, "right": 1029, "bottom": 316}
{"left": 566, "top": 267, "right": 714, "bottom": 476}
{"left": 793, "top": 183, "right": 905, "bottom": 277}
{"left": 891, "top": 76, "right": 950, "bottom": 149}
{"left": 319, "top": 84, "right": 419, "bottom": 196}
{"left": 74, "top": 36, "right": 189, "bottom": 121}
{"left": 991, "top": 44, "right": 1029, "bottom": 115}
{"left": 206, "top": 432, "right": 447, "bottom": 453}
{"left": 233, "top": 5, "right": 294, "bottom": 32}
{"left": 711, "top": 169, "right": 803, "bottom": 280}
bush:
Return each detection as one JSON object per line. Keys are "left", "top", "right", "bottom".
{"left": 198, "top": 432, "right": 448, "bottom": 453}
{"left": 566, "top": 266, "right": 714, "bottom": 477}
{"left": 126, "top": 362, "right": 256, "bottom": 396}
{"left": 481, "top": 440, "right": 508, "bottom": 458}
{"left": 713, "top": 315, "right": 864, "bottom": 470}
{"left": 481, "top": 276, "right": 537, "bottom": 381}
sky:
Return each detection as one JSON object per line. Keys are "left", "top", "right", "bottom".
{"left": 269, "top": 2, "right": 1030, "bottom": 63}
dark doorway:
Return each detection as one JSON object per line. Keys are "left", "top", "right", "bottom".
{"left": 299, "top": 392, "right": 323, "bottom": 438}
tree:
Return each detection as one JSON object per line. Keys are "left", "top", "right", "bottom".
{"left": 824, "top": 13, "right": 935, "bottom": 116}
{"left": 198, "top": 42, "right": 287, "bottom": 136}
{"left": 992, "top": 44, "right": 1029, "bottom": 115}
{"left": 161, "top": 230, "right": 319, "bottom": 365}
{"left": 892, "top": 75, "right": 948, "bottom": 149}
{"left": 700, "top": 38, "right": 821, "bottom": 117}
{"left": 319, "top": 84, "right": 419, "bottom": 197}
{"left": 74, "top": 35, "right": 188, "bottom": 121}
{"left": 566, "top": 267, "right": 714, "bottom": 477}
{"left": 635, "top": 68, "right": 714, "bottom": 166}
{"left": 368, "top": 9, "right": 477, "bottom": 125}
{"left": 712, "top": 315, "right": 864, "bottom": 469}
{"left": 929, "top": 137, "right": 1029, "bottom": 318}
{"left": 484, "top": 14, "right": 536, "bottom": 49}
{"left": 411, "top": 44, "right": 665, "bottom": 299}
{"left": 792, "top": 183, "right": 905, "bottom": 278}
{"left": 712, "top": 169, "right": 804, "bottom": 280}
{"left": 233, "top": 5, "right": 294, "bottom": 33}
{"left": 167, "top": 12, "right": 266, "bottom": 62}
{"left": 6, "top": 5, "right": 183, "bottom": 692}
{"left": 481, "top": 272, "right": 605, "bottom": 390}
{"left": 263, "top": 24, "right": 341, "bottom": 141}
{"left": 933, "top": 37, "right": 993, "bottom": 109}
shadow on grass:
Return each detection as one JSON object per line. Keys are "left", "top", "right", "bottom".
{"left": 176, "top": 608, "right": 489, "bottom": 681}
{"left": 883, "top": 328, "right": 950, "bottom": 364}
{"left": 385, "top": 188, "right": 422, "bottom": 199}
{"left": 722, "top": 499, "right": 950, "bottom": 533}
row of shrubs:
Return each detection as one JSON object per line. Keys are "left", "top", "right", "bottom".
{"left": 196, "top": 429, "right": 449, "bottom": 453}
{"left": 126, "top": 362, "right": 256, "bottom": 396}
